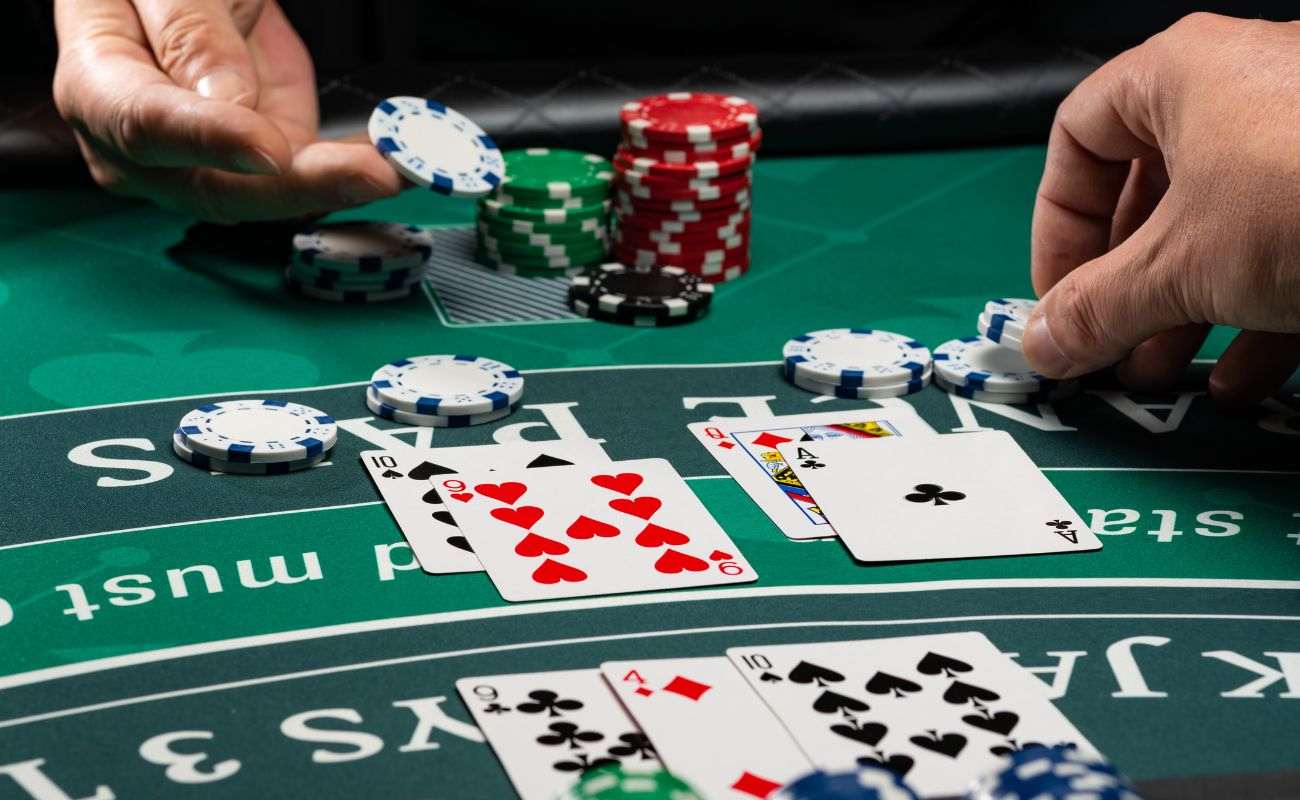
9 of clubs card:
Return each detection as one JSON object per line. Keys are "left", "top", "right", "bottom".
{"left": 458, "top": 669, "right": 658, "bottom": 800}
{"left": 444, "top": 458, "right": 757, "bottom": 601}
{"left": 727, "top": 632, "right": 1097, "bottom": 798}
{"left": 778, "top": 431, "right": 1101, "bottom": 563}
{"left": 360, "top": 439, "right": 609, "bottom": 574}
{"left": 601, "top": 657, "right": 811, "bottom": 799}
{"left": 688, "top": 408, "right": 935, "bottom": 540}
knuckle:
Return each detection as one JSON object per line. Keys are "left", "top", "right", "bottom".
{"left": 154, "top": 11, "right": 220, "bottom": 78}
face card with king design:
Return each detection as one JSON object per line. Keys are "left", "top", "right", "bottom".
{"left": 360, "top": 439, "right": 610, "bottom": 574}
{"left": 601, "top": 657, "right": 812, "bottom": 799}
{"left": 777, "top": 430, "right": 1101, "bottom": 563}
{"left": 727, "top": 632, "right": 1099, "bottom": 798}
{"left": 458, "top": 669, "right": 658, "bottom": 800}
{"left": 440, "top": 457, "right": 757, "bottom": 601}
{"left": 688, "top": 407, "right": 935, "bottom": 541}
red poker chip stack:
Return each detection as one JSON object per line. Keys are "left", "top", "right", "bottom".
{"left": 612, "top": 92, "right": 761, "bottom": 283}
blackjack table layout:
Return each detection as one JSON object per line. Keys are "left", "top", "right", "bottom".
{"left": 1, "top": 144, "right": 1298, "bottom": 800}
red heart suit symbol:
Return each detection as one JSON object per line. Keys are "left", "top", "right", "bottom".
{"left": 514, "top": 533, "right": 569, "bottom": 557}
{"left": 490, "top": 505, "right": 544, "bottom": 530}
{"left": 532, "top": 558, "right": 587, "bottom": 585}
{"left": 475, "top": 482, "right": 527, "bottom": 504}
{"left": 635, "top": 522, "right": 689, "bottom": 548}
{"left": 567, "top": 515, "right": 620, "bottom": 540}
{"left": 708, "top": 549, "right": 733, "bottom": 561}
{"left": 450, "top": 493, "right": 473, "bottom": 503}
{"left": 591, "top": 472, "right": 644, "bottom": 496}
{"left": 654, "top": 548, "right": 709, "bottom": 574}
{"left": 609, "top": 496, "right": 661, "bottom": 520}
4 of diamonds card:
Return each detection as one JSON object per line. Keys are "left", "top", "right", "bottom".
{"left": 778, "top": 430, "right": 1101, "bottom": 563}
{"left": 727, "top": 632, "right": 1098, "bottom": 798}
{"left": 458, "top": 669, "right": 658, "bottom": 800}
{"left": 688, "top": 408, "right": 936, "bottom": 540}
{"left": 442, "top": 458, "right": 756, "bottom": 601}
{"left": 360, "top": 439, "right": 610, "bottom": 574}
{"left": 601, "top": 656, "right": 811, "bottom": 799}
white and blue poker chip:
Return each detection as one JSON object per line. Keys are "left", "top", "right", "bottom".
{"left": 365, "top": 386, "right": 517, "bottom": 428}
{"left": 782, "top": 328, "right": 932, "bottom": 388}
{"left": 965, "top": 744, "right": 1141, "bottom": 800}
{"left": 368, "top": 97, "right": 504, "bottom": 197}
{"left": 981, "top": 297, "right": 1036, "bottom": 344}
{"left": 369, "top": 354, "right": 525, "bottom": 416}
{"left": 292, "top": 222, "right": 433, "bottom": 272}
{"left": 934, "top": 374, "right": 1077, "bottom": 404}
{"left": 933, "top": 336, "right": 1056, "bottom": 392}
{"left": 177, "top": 399, "right": 337, "bottom": 464}
{"left": 171, "top": 432, "right": 328, "bottom": 475}
{"left": 789, "top": 367, "right": 931, "bottom": 400}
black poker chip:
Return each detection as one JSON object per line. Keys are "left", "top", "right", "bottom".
{"left": 567, "top": 262, "right": 713, "bottom": 325}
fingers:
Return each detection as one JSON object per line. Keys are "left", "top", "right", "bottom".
{"left": 1114, "top": 323, "right": 1211, "bottom": 391}
{"left": 1209, "top": 331, "right": 1300, "bottom": 411}
{"left": 1032, "top": 47, "right": 1162, "bottom": 297}
{"left": 162, "top": 141, "right": 402, "bottom": 222}
{"left": 1109, "top": 155, "right": 1169, "bottom": 249}
{"left": 53, "top": 0, "right": 291, "bottom": 176}
{"left": 133, "top": 0, "right": 267, "bottom": 106}
{"left": 1022, "top": 202, "right": 1194, "bottom": 379}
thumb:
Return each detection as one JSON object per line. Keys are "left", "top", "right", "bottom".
{"left": 135, "top": 0, "right": 266, "bottom": 107}
{"left": 1022, "top": 215, "right": 1195, "bottom": 379}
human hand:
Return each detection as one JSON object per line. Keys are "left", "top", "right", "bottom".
{"left": 52, "top": 0, "right": 402, "bottom": 222}
{"left": 1025, "top": 13, "right": 1300, "bottom": 408}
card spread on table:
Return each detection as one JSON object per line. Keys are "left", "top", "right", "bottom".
{"left": 727, "top": 632, "right": 1097, "bottom": 798}
{"left": 457, "top": 669, "right": 658, "bottom": 800}
{"left": 601, "top": 656, "right": 811, "bottom": 799}
{"left": 777, "top": 430, "right": 1101, "bottom": 563}
{"left": 441, "top": 457, "right": 757, "bottom": 601}
{"left": 360, "top": 439, "right": 610, "bottom": 574}
{"left": 689, "top": 408, "right": 936, "bottom": 540}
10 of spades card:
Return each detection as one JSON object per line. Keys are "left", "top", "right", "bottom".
{"left": 727, "top": 632, "right": 1097, "bottom": 798}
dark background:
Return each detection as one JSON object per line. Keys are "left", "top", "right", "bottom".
{"left": 2, "top": 1, "right": 1297, "bottom": 183}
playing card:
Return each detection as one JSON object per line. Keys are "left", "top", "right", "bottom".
{"left": 601, "top": 657, "right": 811, "bottom": 799}
{"left": 440, "top": 458, "right": 757, "bottom": 601}
{"left": 727, "top": 632, "right": 1098, "bottom": 798}
{"left": 458, "top": 669, "right": 659, "bottom": 800}
{"left": 360, "top": 439, "right": 610, "bottom": 573}
{"left": 777, "top": 430, "right": 1101, "bottom": 563}
{"left": 688, "top": 408, "right": 936, "bottom": 541}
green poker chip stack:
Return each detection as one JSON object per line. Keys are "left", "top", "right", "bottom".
{"left": 475, "top": 148, "right": 613, "bottom": 275}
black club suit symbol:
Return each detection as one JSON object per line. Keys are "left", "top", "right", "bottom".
{"left": 1045, "top": 519, "right": 1072, "bottom": 530}
{"left": 905, "top": 484, "right": 966, "bottom": 506}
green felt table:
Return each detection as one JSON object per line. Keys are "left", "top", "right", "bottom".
{"left": 1, "top": 145, "right": 1298, "bottom": 799}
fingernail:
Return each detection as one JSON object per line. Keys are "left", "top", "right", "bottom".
{"left": 1023, "top": 313, "right": 1075, "bottom": 378}
{"left": 235, "top": 148, "right": 282, "bottom": 176}
{"left": 341, "top": 177, "right": 389, "bottom": 206}
{"left": 196, "top": 70, "right": 255, "bottom": 105}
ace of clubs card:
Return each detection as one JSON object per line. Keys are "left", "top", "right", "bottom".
{"left": 778, "top": 431, "right": 1101, "bottom": 563}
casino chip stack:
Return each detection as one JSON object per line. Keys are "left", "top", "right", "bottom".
{"left": 287, "top": 222, "right": 433, "bottom": 303}
{"left": 966, "top": 745, "right": 1143, "bottom": 800}
{"left": 173, "top": 399, "right": 336, "bottom": 475}
{"left": 776, "top": 766, "right": 920, "bottom": 800}
{"left": 367, "top": 354, "right": 524, "bottom": 428}
{"left": 612, "top": 92, "right": 761, "bottom": 284}
{"left": 567, "top": 262, "right": 714, "bottom": 326}
{"left": 555, "top": 766, "right": 704, "bottom": 800}
{"left": 933, "top": 298, "right": 1080, "bottom": 404}
{"left": 782, "top": 328, "right": 933, "bottom": 399}
{"left": 476, "top": 148, "right": 613, "bottom": 276}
